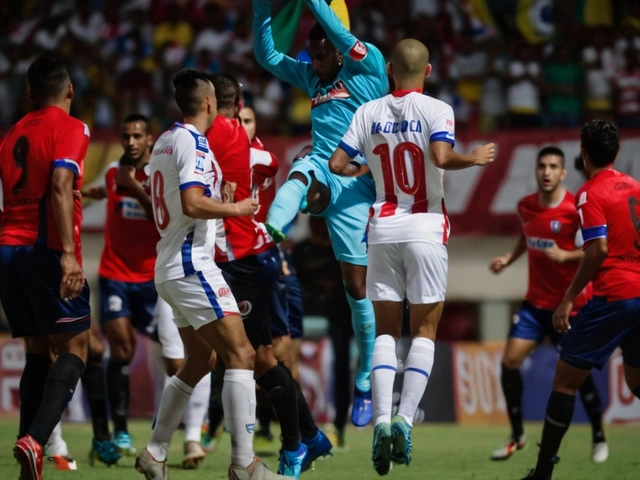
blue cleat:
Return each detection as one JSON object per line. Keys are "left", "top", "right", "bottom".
{"left": 301, "top": 430, "right": 333, "bottom": 472}
{"left": 371, "top": 422, "right": 392, "bottom": 476}
{"left": 351, "top": 387, "right": 373, "bottom": 427}
{"left": 390, "top": 415, "right": 412, "bottom": 466}
{"left": 89, "top": 438, "right": 121, "bottom": 467}
{"left": 277, "top": 443, "right": 308, "bottom": 478}
{"left": 113, "top": 431, "right": 136, "bottom": 456}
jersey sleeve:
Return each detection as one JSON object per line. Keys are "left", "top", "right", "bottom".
{"left": 253, "top": 0, "right": 315, "bottom": 93}
{"left": 576, "top": 188, "right": 607, "bottom": 242}
{"left": 176, "top": 132, "right": 211, "bottom": 195}
{"left": 339, "top": 105, "right": 366, "bottom": 158}
{"left": 52, "top": 123, "right": 90, "bottom": 176}
{"left": 304, "top": 0, "right": 383, "bottom": 72}
{"left": 428, "top": 102, "right": 455, "bottom": 146}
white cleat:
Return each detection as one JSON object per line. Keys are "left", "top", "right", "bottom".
{"left": 591, "top": 442, "right": 609, "bottom": 463}
{"left": 182, "top": 441, "right": 206, "bottom": 469}
{"left": 228, "top": 457, "right": 294, "bottom": 479}
{"left": 491, "top": 433, "right": 527, "bottom": 461}
{"left": 135, "top": 448, "right": 168, "bottom": 480}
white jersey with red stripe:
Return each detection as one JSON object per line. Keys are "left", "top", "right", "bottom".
{"left": 150, "top": 122, "right": 223, "bottom": 283}
{"left": 340, "top": 90, "right": 455, "bottom": 245}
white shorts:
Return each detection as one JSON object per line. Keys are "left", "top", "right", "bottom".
{"left": 155, "top": 269, "right": 239, "bottom": 330}
{"left": 154, "top": 296, "right": 184, "bottom": 360}
{"left": 366, "top": 242, "right": 448, "bottom": 304}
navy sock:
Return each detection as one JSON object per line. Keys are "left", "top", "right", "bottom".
{"left": 19, "top": 354, "right": 51, "bottom": 438}
{"left": 208, "top": 366, "right": 224, "bottom": 436}
{"left": 578, "top": 374, "right": 605, "bottom": 443}
{"left": 82, "top": 360, "right": 111, "bottom": 441}
{"left": 501, "top": 365, "right": 524, "bottom": 440}
{"left": 28, "top": 353, "right": 85, "bottom": 446}
{"left": 535, "top": 391, "right": 575, "bottom": 476}
{"left": 107, "top": 359, "right": 130, "bottom": 433}
{"left": 295, "top": 380, "right": 318, "bottom": 439}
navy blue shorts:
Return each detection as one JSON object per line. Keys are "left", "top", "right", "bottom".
{"left": 270, "top": 273, "right": 304, "bottom": 339}
{"left": 560, "top": 296, "right": 640, "bottom": 370}
{"left": 508, "top": 301, "right": 563, "bottom": 346}
{"left": 219, "top": 247, "right": 281, "bottom": 349}
{"left": 98, "top": 276, "right": 157, "bottom": 335}
{"left": 0, "top": 246, "right": 91, "bottom": 338}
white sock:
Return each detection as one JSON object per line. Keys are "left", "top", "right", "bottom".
{"left": 397, "top": 337, "right": 435, "bottom": 426}
{"left": 147, "top": 376, "right": 193, "bottom": 461}
{"left": 183, "top": 373, "right": 211, "bottom": 443}
{"left": 372, "top": 334, "right": 397, "bottom": 426}
{"left": 46, "top": 421, "right": 69, "bottom": 456}
{"left": 222, "top": 369, "right": 256, "bottom": 469}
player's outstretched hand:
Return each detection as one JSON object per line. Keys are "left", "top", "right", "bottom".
{"left": 60, "top": 252, "right": 85, "bottom": 301}
{"left": 81, "top": 186, "right": 107, "bottom": 200}
{"left": 473, "top": 143, "right": 495, "bottom": 166}
{"left": 489, "top": 255, "right": 510, "bottom": 274}
{"left": 235, "top": 197, "right": 259, "bottom": 216}
{"left": 553, "top": 299, "right": 573, "bottom": 334}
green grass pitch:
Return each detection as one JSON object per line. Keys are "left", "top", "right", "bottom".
{"left": 0, "top": 418, "right": 638, "bottom": 479}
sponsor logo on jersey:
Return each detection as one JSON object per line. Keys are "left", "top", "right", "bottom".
{"left": 311, "top": 79, "right": 351, "bottom": 108}
{"left": 197, "top": 136, "right": 208, "bottom": 148}
{"left": 153, "top": 145, "right": 173, "bottom": 156}
{"left": 237, "top": 300, "right": 252, "bottom": 318}
{"left": 116, "top": 198, "right": 148, "bottom": 220}
{"left": 349, "top": 40, "right": 368, "bottom": 61}
{"left": 195, "top": 155, "right": 204, "bottom": 173}
{"left": 218, "top": 287, "right": 232, "bottom": 298}
{"left": 526, "top": 236, "right": 555, "bottom": 250}
{"left": 371, "top": 119, "right": 423, "bottom": 134}
{"left": 550, "top": 220, "right": 561, "bottom": 233}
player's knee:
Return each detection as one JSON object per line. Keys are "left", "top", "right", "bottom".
{"left": 88, "top": 339, "right": 105, "bottom": 362}
{"left": 226, "top": 342, "right": 256, "bottom": 371}
{"left": 344, "top": 281, "right": 366, "bottom": 301}
{"left": 110, "top": 342, "right": 134, "bottom": 364}
{"left": 501, "top": 356, "right": 523, "bottom": 371}
{"left": 288, "top": 171, "right": 309, "bottom": 187}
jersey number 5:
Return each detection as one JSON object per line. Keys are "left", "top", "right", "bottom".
{"left": 372, "top": 142, "right": 427, "bottom": 217}
{"left": 152, "top": 170, "right": 170, "bottom": 230}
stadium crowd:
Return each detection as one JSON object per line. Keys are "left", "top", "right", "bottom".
{"left": 1, "top": 0, "right": 640, "bottom": 134}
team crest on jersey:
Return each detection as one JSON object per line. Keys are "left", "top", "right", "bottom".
{"left": 195, "top": 155, "right": 204, "bottom": 173}
{"left": 349, "top": 40, "right": 368, "bottom": 61}
{"left": 218, "top": 287, "right": 231, "bottom": 298}
{"left": 197, "top": 136, "right": 207, "bottom": 148}
{"left": 311, "top": 79, "right": 351, "bottom": 108}
{"left": 550, "top": 220, "right": 561, "bottom": 233}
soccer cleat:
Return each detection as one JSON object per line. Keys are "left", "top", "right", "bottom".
{"left": 114, "top": 431, "right": 137, "bottom": 456}
{"left": 45, "top": 434, "right": 77, "bottom": 470}
{"left": 182, "top": 440, "right": 206, "bottom": 469}
{"left": 265, "top": 224, "right": 286, "bottom": 244}
{"left": 301, "top": 429, "right": 333, "bottom": 472}
{"left": 520, "top": 468, "right": 552, "bottom": 480}
{"left": 490, "top": 433, "right": 527, "bottom": 461}
{"left": 351, "top": 387, "right": 373, "bottom": 427}
{"left": 201, "top": 423, "right": 224, "bottom": 453}
{"left": 390, "top": 415, "right": 412, "bottom": 466}
{"left": 278, "top": 443, "right": 308, "bottom": 478}
{"left": 135, "top": 448, "right": 167, "bottom": 480}
{"left": 591, "top": 441, "right": 609, "bottom": 463}
{"left": 371, "top": 422, "right": 392, "bottom": 476}
{"left": 228, "top": 457, "right": 294, "bottom": 479}
{"left": 89, "top": 438, "right": 122, "bottom": 466}
{"left": 14, "top": 435, "right": 44, "bottom": 480}
{"left": 48, "top": 455, "right": 78, "bottom": 470}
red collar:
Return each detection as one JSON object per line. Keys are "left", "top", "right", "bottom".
{"left": 392, "top": 89, "right": 422, "bottom": 97}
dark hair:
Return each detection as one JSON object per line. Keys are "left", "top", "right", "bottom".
{"left": 209, "top": 73, "right": 241, "bottom": 110}
{"left": 27, "top": 54, "right": 70, "bottom": 104}
{"left": 308, "top": 22, "right": 328, "bottom": 42}
{"left": 172, "top": 68, "right": 212, "bottom": 117}
{"left": 580, "top": 120, "right": 619, "bottom": 167}
{"left": 537, "top": 146, "right": 565, "bottom": 167}
{"left": 122, "top": 113, "right": 150, "bottom": 134}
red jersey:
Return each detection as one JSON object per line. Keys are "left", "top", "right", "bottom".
{"left": 207, "top": 116, "right": 273, "bottom": 262}
{"left": 98, "top": 162, "right": 159, "bottom": 282}
{"left": 518, "top": 191, "right": 591, "bottom": 311}
{"left": 250, "top": 136, "right": 279, "bottom": 224}
{"left": 0, "top": 106, "right": 89, "bottom": 262}
{"left": 576, "top": 169, "right": 640, "bottom": 301}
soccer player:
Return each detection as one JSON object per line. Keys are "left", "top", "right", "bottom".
{"left": 488, "top": 146, "right": 608, "bottom": 463}
{"left": 254, "top": 0, "right": 388, "bottom": 426}
{"left": 135, "top": 68, "right": 289, "bottom": 480}
{"left": 524, "top": 121, "right": 640, "bottom": 479}
{"left": 207, "top": 74, "right": 329, "bottom": 478}
{"left": 329, "top": 39, "right": 494, "bottom": 475}
{"left": 0, "top": 54, "right": 91, "bottom": 480}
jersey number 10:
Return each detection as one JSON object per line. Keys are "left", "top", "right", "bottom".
{"left": 152, "top": 171, "right": 170, "bottom": 230}
{"left": 373, "top": 141, "right": 427, "bottom": 217}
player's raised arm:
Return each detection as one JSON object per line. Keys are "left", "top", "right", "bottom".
{"left": 489, "top": 232, "right": 526, "bottom": 274}
{"left": 253, "top": 0, "right": 314, "bottom": 92}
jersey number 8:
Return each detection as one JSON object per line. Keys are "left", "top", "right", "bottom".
{"left": 373, "top": 141, "right": 427, "bottom": 217}
{"left": 152, "top": 170, "right": 170, "bottom": 230}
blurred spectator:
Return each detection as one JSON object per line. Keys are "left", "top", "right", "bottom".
{"left": 68, "top": 0, "right": 105, "bottom": 46}
{"left": 192, "top": 3, "right": 231, "bottom": 57}
{"left": 582, "top": 28, "right": 616, "bottom": 122}
{"left": 612, "top": 47, "right": 640, "bottom": 128}
{"left": 479, "top": 39, "right": 507, "bottom": 132}
{"left": 543, "top": 44, "right": 583, "bottom": 127}
{"left": 153, "top": 2, "right": 193, "bottom": 49}
{"left": 33, "top": 13, "right": 68, "bottom": 51}
{"left": 506, "top": 43, "right": 542, "bottom": 128}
